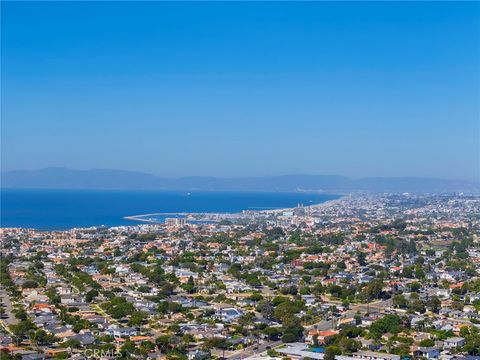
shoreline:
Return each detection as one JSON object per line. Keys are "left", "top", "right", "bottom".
{"left": 123, "top": 194, "right": 346, "bottom": 225}
{"left": 2, "top": 191, "right": 343, "bottom": 230}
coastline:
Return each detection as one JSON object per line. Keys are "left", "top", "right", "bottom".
{"left": 123, "top": 194, "right": 346, "bottom": 225}
{"left": 1, "top": 189, "right": 341, "bottom": 229}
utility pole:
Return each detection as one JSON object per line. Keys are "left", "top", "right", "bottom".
{"left": 331, "top": 307, "right": 335, "bottom": 329}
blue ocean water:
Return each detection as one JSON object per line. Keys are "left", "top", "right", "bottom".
{"left": 1, "top": 189, "right": 340, "bottom": 230}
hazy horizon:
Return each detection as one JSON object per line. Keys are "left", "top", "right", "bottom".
{"left": 2, "top": 2, "right": 479, "bottom": 179}
{"left": 2, "top": 166, "right": 479, "bottom": 182}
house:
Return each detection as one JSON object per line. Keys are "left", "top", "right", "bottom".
{"left": 31, "top": 303, "right": 54, "bottom": 314}
{"left": 72, "top": 332, "right": 96, "bottom": 346}
{"left": 414, "top": 347, "right": 440, "bottom": 359}
{"left": 443, "top": 337, "right": 465, "bottom": 349}
{"left": 277, "top": 342, "right": 325, "bottom": 359}
{"left": 305, "top": 330, "right": 338, "bottom": 345}
{"left": 32, "top": 314, "right": 60, "bottom": 328}
{"left": 351, "top": 351, "right": 401, "bottom": 360}
{"left": 57, "top": 286, "right": 73, "bottom": 295}
{"left": 188, "top": 350, "right": 211, "bottom": 360}
{"left": 115, "top": 265, "right": 131, "bottom": 274}
{"left": 5, "top": 349, "right": 45, "bottom": 360}
{"left": 214, "top": 307, "right": 243, "bottom": 322}
{"left": 130, "top": 336, "right": 154, "bottom": 344}
{"left": 55, "top": 329, "right": 77, "bottom": 341}
{"left": 106, "top": 326, "right": 138, "bottom": 338}
{"left": 60, "top": 294, "right": 85, "bottom": 305}
{"left": 436, "top": 288, "right": 451, "bottom": 299}
{"left": 358, "top": 339, "right": 381, "bottom": 351}
{"left": 302, "top": 295, "right": 318, "bottom": 307}
{"left": 0, "top": 336, "right": 12, "bottom": 346}
{"left": 23, "top": 290, "right": 49, "bottom": 304}
{"left": 337, "top": 317, "right": 356, "bottom": 328}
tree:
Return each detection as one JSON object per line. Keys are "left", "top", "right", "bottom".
{"left": 63, "top": 338, "right": 81, "bottom": 349}
{"left": 101, "top": 297, "right": 135, "bottom": 319}
{"left": 53, "top": 352, "right": 69, "bottom": 360}
{"left": 267, "top": 349, "right": 278, "bottom": 357}
{"left": 428, "top": 296, "right": 441, "bottom": 313}
{"left": 30, "top": 329, "right": 56, "bottom": 346}
{"left": 274, "top": 300, "right": 302, "bottom": 322}
{"left": 356, "top": 252, "right": 367, "bottom": 266}
{"left": 0, "top": 350, "right": 21, "bottom": 360}
{"left": 263, "top": 327, "right": 282, "bottom": 341}
{"left": 249, "top": 292, "right": 263, "bottom": 302}
{"left": 392, "top": 343, "right": 411, "bottom": 357}
{"left": 21, "top": 280, "right": 39, "bottom": 289}
{"left": 10, "top": 320, "right": 35, "bottom": 344}
{"left": 156, "top": 335, "right": 173, "bottom": 352}
{"left": 45, "top": 288, "right": 61, "bottom": 305}
{"left": 419, "top": 339, "right": 435, "bottom": 347}
{"left": 281, "top": 316, "right": 304, "bottom": 343}
{"left": 202, "top": 337, "right": 228, "bottom": 351}
{"left": 256, "top": 300, "right": 274, "bottom": 320}
{"left": 393, "top": 294, "right": 408, "bottom": 309}
{"left": 120, "top": 339, "right": 136, "bottom": 358}
{"left": 402, "top": 266, "right": 414, "bottom": 278}
{"left": 408, "top": 239, "right": 417, "bottom": 254}
{"left": 138, "top": 340, "right": 155, "bottom": 355}
{"left": 128, "top": 311, "right": 148, "bottom": 326}
{"left": 238, "top": 312, "right": 255, "bottom": 329}
{"left": 182, "top": 276, "right": 196, "bottom": 294}
{"left": 362, "top": 279, "right": 384, "bottom": 301}
{"left": 85, "top": 289, "right": 98, "bottom": 303}
{"left": 137, "top": 285, "right": 151, "bottom": 293}
{"left": 281, "top": 324, "right": 303, "bottom": 343}
{"left": 415, "top": 267, "right": 426, "bottom": 280}
{"left": 14, "top": 309, "right": 28, "bottom": 321}
{"left": 369, "top": 315, "right": 402, "bottom": 339}
{"left": 463, "top": 327, "right": 480, "bottom": 355}
{"left": 409, "top": 299, "right": 426, "bottom": 314}
{"left": 338, "top": 337, "right": 360, "bottom": 353}
{"left": 324, "top": 346, "right": 341, "bottom": 360}
{"left": 409, "top": 282, "right": 421, "bottom": 292}
{"left": 157, "top": 301, "right": 183, "bottom": 315}
{"left": 280, "top": 285, "right": 298, "bottom": 296}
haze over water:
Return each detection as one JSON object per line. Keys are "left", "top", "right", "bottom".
{"left": 1, "top": 189, "right": 339, "bottom": 230}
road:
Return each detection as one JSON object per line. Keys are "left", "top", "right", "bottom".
{"left": 91, "top": 304, "right": 120, "bottom": 325}
{"left": 0, "top": 288, "right": 17, "bottom": 325}
{"left": 0, "top": 288, "right": 17, "bottom": 335}
{"left": 227, "top": 340, "right": 282, "bottom": 360}
{"left": 226, "top": 299, "right": 392, "bottom": 359}
{"left": 305, "top": 299, "right": 392, "bottom": 331}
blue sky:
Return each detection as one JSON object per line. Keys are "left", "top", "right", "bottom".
{"left": 2, "top": 1, "right": 479, "bottom": 179}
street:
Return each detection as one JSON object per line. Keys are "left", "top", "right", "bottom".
{"left": 305, "top": 299, "right": 393, "bottom": 331}
{"left": 0, "top": 288, "right": 17, "bottom": 326}
{"left": 226, "top": 340, "right": 282, "bottom": 360}
{"left": 226, "top": 299, "right": 392, "bottom": 359}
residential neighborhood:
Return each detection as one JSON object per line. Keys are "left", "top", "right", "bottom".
{"left": 1, "top": 193, "right": 479, "bottom": 359}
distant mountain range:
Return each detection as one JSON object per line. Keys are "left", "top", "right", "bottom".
{"left": 1, "top": 168, "right": 478, "bottom": 193}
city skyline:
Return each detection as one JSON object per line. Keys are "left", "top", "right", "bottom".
{"left": 2, "top": 1, "right": 479, "bottom": 179}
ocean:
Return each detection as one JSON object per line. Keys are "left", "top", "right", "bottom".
{"left": 0, "top": 189, "right": 340, "bottom": 230}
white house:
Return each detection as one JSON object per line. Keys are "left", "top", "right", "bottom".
{"left": 106, "top": 325, "right": 138, "bottom": 338}
{"left": 214, "top": 307, "right": 243, "bottom": 322}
